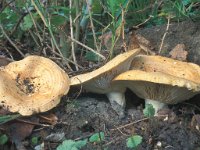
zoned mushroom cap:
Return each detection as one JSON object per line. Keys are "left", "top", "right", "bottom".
{"left": 70, "top": 48, "right": 141, "bottom": 93}
{"left": 0, "top": 56, "right": 70, "bottom": 116}
{"left": 112, "top": 55, "right": 200, "bottom": 104}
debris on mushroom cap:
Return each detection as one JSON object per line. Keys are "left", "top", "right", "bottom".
{"left": 112, "top": 55, "right": 200, "bottom": 105}
{"left": 70, "top": 48, "right": 141, "bottom": 118}
{"left": 0, "top": 56, "right": 70, "bottom": 116}
{"left": 70, "top": 48, "right": 141, "bottom": 93}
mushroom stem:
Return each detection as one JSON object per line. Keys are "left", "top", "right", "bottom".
{"left": 145, "top": 99, "right": 167, "bottom": 115}
{"left": 106, "top": 92, "right": 126, "bottom": 118}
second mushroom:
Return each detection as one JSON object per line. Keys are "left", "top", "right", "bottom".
{"left": 112, "top": 55, "right": 200, "bottom": 113}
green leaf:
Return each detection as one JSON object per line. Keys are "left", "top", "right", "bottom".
{"left": 0, "top": 114, "right": 20, "bottom": 125}
{"left": 0, "top": 134, "right": 8, "bottom": 145}
{"left": 126, "top": 135, "right": 142, "bottom": 149}
{"left": 50, "top": 15, "right": 66, "bottom": 27}
{"left": 56, "top": 139, "right": 87, "bottom": 150}
{"left": 31, "top": 136, "right": 39, "bottom": 145}
{"left": 84, "top": 51, "right": 100, "bottom": 62}
{"left": 89, "top": 132, "right": 105, "bottom": 143}
{"left": 21, "top": 13, "right": 38, "bottom": 31}
{"left": 143, "top": 104, "right": 155, "bottom": 117}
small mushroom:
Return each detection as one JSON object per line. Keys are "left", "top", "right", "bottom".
{"left": 0, "top": 56, "right": 70, "bottom": 116}
{"left": 70, "top": 49, "right": 141, "bottom": 117}
{"left": 112, "top": 55, "right": 200, "bottom": 113}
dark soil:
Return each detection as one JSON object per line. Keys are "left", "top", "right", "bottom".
{"left": 1, "top": 20, "right": 200, "bottom": 150}
{"left": 136, "top": 20, "right": 200, "bottom": 64}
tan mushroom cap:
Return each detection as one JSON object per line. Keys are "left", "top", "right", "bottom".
{"left": 70, "top": 48, "right": 141, "bottom": 94}
{"left": 130, "top": 55, "right": 200, "bottom": 84}
{"left": 113, "top": 70, "right": 200, "bottom": 104}
{"left": 112, "top": 55, "right": 200, "bottom": 104}
{"left": 0, "top": 56, "right": 70, "bottom": 116}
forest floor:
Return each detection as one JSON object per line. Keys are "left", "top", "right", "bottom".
{"left": 1, "top": 20, "right": 200, "bottom": 150}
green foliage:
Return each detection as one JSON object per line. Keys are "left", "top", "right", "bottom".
{"left": 126, "top": 135, "right": 142, "bottom": 149}
{"left": 161, "top": 0, "right": 200, "bottom": 20}
{"left": 0, "top": 8, "right": 20, "bottom": 31}
{"left": 0, "top": 134, "right": 8, "bottom": 145}
{"left": 31, "top": 136, "right": 39, "bottom": 145}
{"left": 56, "top": 139, "right": 87, "bottom": 150}
{"left": 143, "top": 104, "right": 155, "bottom": 117}
{"left": 84, "top": 51, "right": 100, "bottom": 62}
{"left": 89, "top": 132, "right": 105, "bottom": 143}
{"left": 0, "top": 114, "right": 20, "bottom": 125}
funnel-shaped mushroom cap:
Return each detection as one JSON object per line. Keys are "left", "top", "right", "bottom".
{"left": 113, "top": 55, "right": 200, "bottom": 104}
{"left": 70, "top": 48, "right": 141, "bottom": 93}
{"left": 0, "top": 56, "right": 70, "bottom": 116}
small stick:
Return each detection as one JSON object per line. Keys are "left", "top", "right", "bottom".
{"left": 68, "top": 36, "right": 106, "bottom": 60}
{"left": 0, "top": 24, "right": 25, "bottom": 57}
{"left": 16, "top": 118, "right": 51, "bottom": 127}
{"left": 111, "top": 118, "right": 149, "bottom": 131}
{"left": 159, "top": 17, "right": 170, "bottom": 54}
{"left": 69, "top": 0, "right": 78, "bottom": 71}
{"left": 85, "top": 0, "right": 100, "bottom": 54}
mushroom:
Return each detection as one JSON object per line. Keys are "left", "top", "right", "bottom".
{"left": 112, "top": 55, "right": 200, "bottom": 113}
{"left": 0, "top": 55, "right": 70, "bottom": 116}
{"left": 70, "top": 49, "right": 141, "bottom": 117}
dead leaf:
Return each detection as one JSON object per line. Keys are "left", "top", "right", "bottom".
{"left": 127, "top": 32, "right": 140, "bottom": 50}
{"left": 135, "top": 34, "right": 155, "bottom": 55}
{"left": 3, "top": 117, "right": 39, "bottom": 150}
{"left": 99, "top": 31, "right": 112, "bottom": 49}
{"left": 169, "top": 44, "right": 188, "bottom": 61}
{"left": 39, "top": 114, "right": 58, "bottom": 125}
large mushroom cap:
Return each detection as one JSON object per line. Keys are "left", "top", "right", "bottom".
{"left": 0, "top": 56, "right": 70, "bottom": 116}
{"left": 130, "top": 55, "right": 200, "bottom": 83}
{"left": 70, "top": 48, "right": 141, "bottom": 93}
{"left": 113, "top": 55, "right": 200, "bottom": 104}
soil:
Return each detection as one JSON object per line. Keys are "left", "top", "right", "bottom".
{"left": 136, "top": 20, "right": 200, "bottom": 65}
{"left": 1, "top": 20, "right": 200, "bottom": 150}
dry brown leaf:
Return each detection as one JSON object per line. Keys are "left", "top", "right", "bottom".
{"left": 127, "top": 32, "right": 140, "bottom": 50}
{"left": 39, "top": 113, "right": 58, "bottom": 125}
{"left": 135, "top": 34, "right": 155, "bottom": 55}
{"left": 169, "top": 44, "right": 188, "bottom": 61}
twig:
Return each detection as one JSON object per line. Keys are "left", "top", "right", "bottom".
{"left": 85, "top": 0, "right": 100, "bottom": 54}
{"left": 158, "top": 17, "right": 170, "bottom": 54}
{"left": 111, "top": 118, "right": 149, "bottom": 131}
{"left": 69, "top": 0, "right": 78, "bottom": 71}
{"left": 16, "top": 118, "right": 51, "bottom": 127}
{"left": 46, "top": 44, "right": 83, "bottom": 70}
{"left": 121, "top": 5, "right": 127, "bottom": 52}
{"left": 68, "top": 36, "right": 106, "bottom": 60}
{"left": 133, "top": 15, "right": 153, "bottom": 29}
{"left": 0, "top": 24, "right": 25, "bottom": 57}
{"left": 74, "top": 0, "right": 81, "bottom": 53}
{"left": 0, "top": 0, "right": 15, "bottom": 13}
